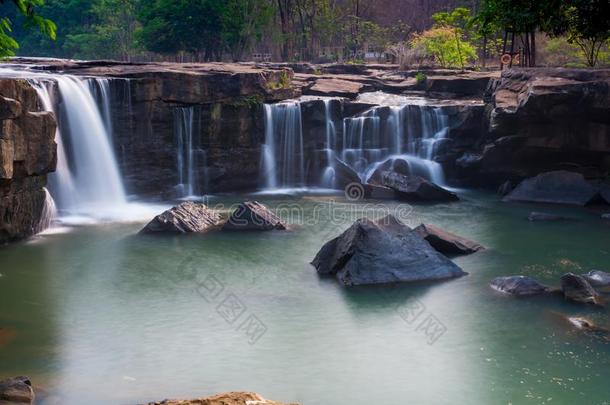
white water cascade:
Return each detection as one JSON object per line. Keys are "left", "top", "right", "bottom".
{"left": 174, "top": 106, "right": 207, "bottom": 198}
{"left": 355, "top": 104, "right": 450, "bottom": 185}
{"left": 261, "top": 101, "right": 305, "bottom": 190}
{"left": 260, "top": 94, "right": 452, "bottom": 190}
{"left": 35, "top": 187, "right": 58, "bottom": 233}
{"left": 320, "top": 99, "right": 337, "bottom": 188}
{"left": 29, "top": 75, "right": 130, "bottom": 219}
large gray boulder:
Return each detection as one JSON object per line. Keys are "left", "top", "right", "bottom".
{"left": 560, "top": 273, "right": 602, "bottom": 305}
{"left": 311, "top": 215, "right": 466, "bottom": 286}
{"left": 380, "top": 171, "right": 459, "bottom": 202}
{"left": 582, "top": 270, "right": 610, "bottom": 290}
{"left": 503, "top": 171, "right": 598, "bottom": 206}
{"left": 223, "top": 201, "right": 286, "bottom": 231}
{"left": 0, "top": 376, "right": 34, "bottom": 404}
{"left": 490, "top": 276, "right": 550, "bottom": 296}
{"left": 333, "top": 157, "right": 362, "bottom": 189}
{"left": 413, "top": 223, "right": 483, "bottom": 256}
{"left": 139, "top": 202, "right": 223, "bottom": 234}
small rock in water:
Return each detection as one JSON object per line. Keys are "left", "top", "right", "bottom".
{"left": 223, "top": 201, "right": 286, "bottom": 231}
{"left": 582, "top": 270, "right": 610, "bottom": 289}
{"left": 139, "top": 202, "right": 223, "bottom": 234}
{"left": 0, "top": 376, "right": 35, "bottom": 404}
{"left": 551, "top": 312, "right": 610, "bottom": 343}
{"left": 527, "top": 212, "right": 572, "bottom": 222}
{"left": 602, "top": 213, "right": 610, "bottom": 220}
{"left": 560, "top": 273, "right": 602, "bottom": 306}
{"left": 311, "top": 215, "right": 466, "bottom": 286}
{"left": 380, "top": 171, "right": 459, "bottom": 202}
{"left": 413, "top": 223, "right": 484, "bottom": 256}
{"left": 490, "top": 276, "right": 550, "bottom": 296}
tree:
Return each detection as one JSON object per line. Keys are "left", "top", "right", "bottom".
{"left": 136, "top": 0, "right": 225, "bottom": 60}
{"left": 222, "top": 0, "right": 272, "bottom": 61}
{"left": 411, "top": 26, "right": 477, "bottom": 68}
{"left": 545, "top": 0, "right": 610, "bottom": 67}
{"left": 432, "top": 7, "right": 471, "bottom": 70}
{"left": 0, "top": 0, "right": 55, "bottom": 57}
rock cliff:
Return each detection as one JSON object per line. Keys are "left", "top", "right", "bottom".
{"left": 0, "top": 78, "right": 56, "bottom": 244}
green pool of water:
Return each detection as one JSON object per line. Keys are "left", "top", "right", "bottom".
{"left": 1, "top": 191, "right": 609, "bottom": 404}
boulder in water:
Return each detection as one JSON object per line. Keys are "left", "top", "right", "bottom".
{"left": 582, "top": 270, "right": 610, "bottom": 290}
{"left": 560, "top": 273, "right": 602, "bottom": 305}
{"left": 490, "top": 276, "right": 550, "bottom": 296}
{"left": 367, "top": 158, "right": 411, "bottom": 185}
{"left": 0, "top": 376, "right": 34, "bottom": 404}
{"left": 223, "top": 201, "right": 286, "bottom": 231}
{"left": 380, "top": 171, "right": 459, "bottom": 202}
{"left": 139, "top": 202, "right": 223, "bottom": 234}
{"left": 527, "top": 212, "right": 572, "bottom": 222}
{"left": 363, "top": 184, "right": 396, "bottom": 200}
{"left": 413, "top": 223, "right": 483, "bottom": 255}
{"left": 503, "top": 171, "right": 598, "bottom": 206}
{"left": 311, "top": 215, "right": 466, "bottom": 286}
{"left": 142, "top": 391, "right": 299, "bottom": 405}
{"left": 333, "top": 157, "right": 361, "bottom": 189}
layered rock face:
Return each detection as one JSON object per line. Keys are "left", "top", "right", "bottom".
{"left": 0, "top": 79, "right": 56, "bottom": 244}
{"left": 453, "top": 68, "right": 610, "bottom": 185}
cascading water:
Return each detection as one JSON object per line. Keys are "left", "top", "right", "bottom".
{"left": 27, "top": 73, "right": 138, "bottom": 221}
{"left": 261, "top": 101, "right": 304, "bottom": 190}
{"left": 345, "top": 103, "right": 450, "bottom": 185}
{"left": 88, "top": 78, "right": 113, "bottom": 135}
{"left": 320, "top": 99, "right": 337, "bottom": 188}
{"left": 174, "top": 106, "right": 207, "bottom": 198}
{"left": 259, "top": 94, "right": 451, "bottom": 190}
{"left": 35, "top": 187, "right": 58, "bottom": 233}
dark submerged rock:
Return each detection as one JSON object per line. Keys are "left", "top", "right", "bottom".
{"left": 527, "top": 212, "right": 572, "bottom": 222}
{"left": 490, "top": 276, "right": 550, "bottom": 296}
{"left": 223, "top": 201, "right": 286, "bottom": 231}
{"left": 0, "top": 376, "right": 34, "bottom": 404}
{"left": 139, "top": 202, "right": 223, "bottom": 234}
{"left": 413, "top": 223, "right": 483, "bottom": 256}
{"left": 560, "top": 273, "right": 602, "bottom": 305}
{"left": 311, "top": 215, "right": 466, "bottom": 286}
{"left": 380, "top": 171, "right": 459, "bottom": 202}
{"left": 503, "top": 171, "right": 598, "bottom": 206}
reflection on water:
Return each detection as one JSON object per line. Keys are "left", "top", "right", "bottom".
{"left": 1, "top": 191, "right": 610, "bottom": 404}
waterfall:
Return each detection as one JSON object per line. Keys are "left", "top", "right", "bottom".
{"left": 174, "top": 106, "right": 207, "bottom": 198}
{"left": 261, "top": 101, "right": 304, "bottom": 190}
{"left": 320, "top": 99, "right": 337, "bottom": 188}
{"left": 30, "top": 75, "right": 128, "bottom": 216}
{"left": 88, "top": 78, "right": 113, "bottom": 135}
{"left": 35, "top": 187, "right": 58, "bottom": 233}
{"left": 344, "top": 103, "right": 450, "bottom": 185}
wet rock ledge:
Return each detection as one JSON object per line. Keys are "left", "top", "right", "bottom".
{"left": 0, "top": 79, "right": 57, "bottom": 244}
{"left": 142, "top": 391, "right": 299, "bottom": 405}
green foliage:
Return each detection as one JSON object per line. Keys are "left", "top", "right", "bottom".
{"left": 545, "top": 0, "right": 610, "bottom": 67}
{"left": 411, "top": 27, "right": 477, "bottom": 68}
{"left": 415, "top": 72, "right": 426, "bottom": 83}
{"left": 230, "top": 94, "right": 263, "bottom": 108}
{"left": 0, "top": 0, "right": 55, "bottom": 57}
